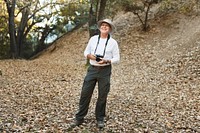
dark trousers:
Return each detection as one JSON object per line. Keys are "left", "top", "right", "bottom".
{"left": 75, "top": 65, "right": 111, "bottom": 121}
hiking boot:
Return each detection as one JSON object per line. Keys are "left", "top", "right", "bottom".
{"left": 97, "top": 121, "right": 104, "bottom": 128}
{"left": 70, "top": 119, "right": 84, "bottom": 128}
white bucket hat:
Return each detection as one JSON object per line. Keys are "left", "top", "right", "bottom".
{"left": 97, "top": 19, "right": 116, "bottom": 34}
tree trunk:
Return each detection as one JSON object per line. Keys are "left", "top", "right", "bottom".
{"left": 143, "top": 3, "right": 151, "bottom": 31}
{"left": 98, "top": 0, "right": 108, "bottom": 21}
{"left": 37, "top": 25, "right": 54, "bottom": 52}
{"left": 17, "top": 8, "right": 29, "bottom": 57}
{"left": 88, "top": 0, "right": 108, "bottom": 37}
{"left": 5, "top": 0, "right": 18, "bottom": 58}
{"left": 88, "top": 0, "right": 98, "bottom": 37}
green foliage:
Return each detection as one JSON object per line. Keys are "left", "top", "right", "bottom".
{"left": 21, "top": 41, "right": 35, "bottom": 59}
{"left": 0, "top": 22, "right": 9, "bottom": 59}
{"left": 0, "top": 1, "right": 9, "bottom": 59}
{"left": 2, "top": 0, "right": 91, "bottom": 59}
{"left": 4, "top": 0, "right": 196, "bottom": 59}
{"left": 60, "top": 1, "right": 89, "bottom": 23}
{"left": 0, "top": 42, "right": 10, "bottom": 59}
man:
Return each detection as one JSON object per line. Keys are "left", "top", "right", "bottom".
{"left": 72, "top": 19, "right": 120, "bottom": 128}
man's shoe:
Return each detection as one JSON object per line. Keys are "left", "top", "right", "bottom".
{"left": 70, "top": 119, "right": 84, "bottom": 128}
{"left": 97, "top": 121, "right": 104, "bottom": 128}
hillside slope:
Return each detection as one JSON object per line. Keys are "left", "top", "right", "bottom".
{"left": 0, "top": 12, "right": 199, "bottom": 132}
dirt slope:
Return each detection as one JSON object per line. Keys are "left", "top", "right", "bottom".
{"left": 0, "top": 12, "right": 199, "bottom": 132}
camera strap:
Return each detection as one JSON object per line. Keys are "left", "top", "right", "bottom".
{"left": 94, "top": 34, "right": 110, "bottom": 57}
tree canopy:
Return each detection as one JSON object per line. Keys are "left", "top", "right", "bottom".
{"left": 0, "top": 0, "right": 199, "bottom": 59}
{"left": 1, "top": 0, "right": 90, "bottom": 59}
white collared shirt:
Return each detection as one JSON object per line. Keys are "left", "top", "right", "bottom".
{"left": 84, "top": 35, "right": 120, "bottom": 66}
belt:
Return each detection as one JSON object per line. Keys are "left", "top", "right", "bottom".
{"left": 91, "top": 65, "right": 110, "bottom": 69}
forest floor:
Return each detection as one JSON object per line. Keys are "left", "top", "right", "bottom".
{"left": 0, "top": 12, "right": 200, "bottom": 133}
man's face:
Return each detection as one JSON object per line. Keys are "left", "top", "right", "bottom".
{"left": 100, "top": 22, "right": 111, "bottom": 34}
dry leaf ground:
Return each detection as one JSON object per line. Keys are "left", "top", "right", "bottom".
{"left": 0, "top": 12, "right": 200, "bottom": 133}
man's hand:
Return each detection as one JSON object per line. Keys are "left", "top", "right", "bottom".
{"left": 97, "top": 58, "right": 111, "bottom": 64}
{"left": 97, "top": 59, "right": 105, "bottom": 64}
{"left": 87, "top": 54, "right": 96, "bottom": 60}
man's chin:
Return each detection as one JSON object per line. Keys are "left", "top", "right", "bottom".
{"left": 100, "top": 31, "right": 109, "bottom": 34}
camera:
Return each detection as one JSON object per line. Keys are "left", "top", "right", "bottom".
{"left": 95, "top": 54, "right": 103, "bottom": 62}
